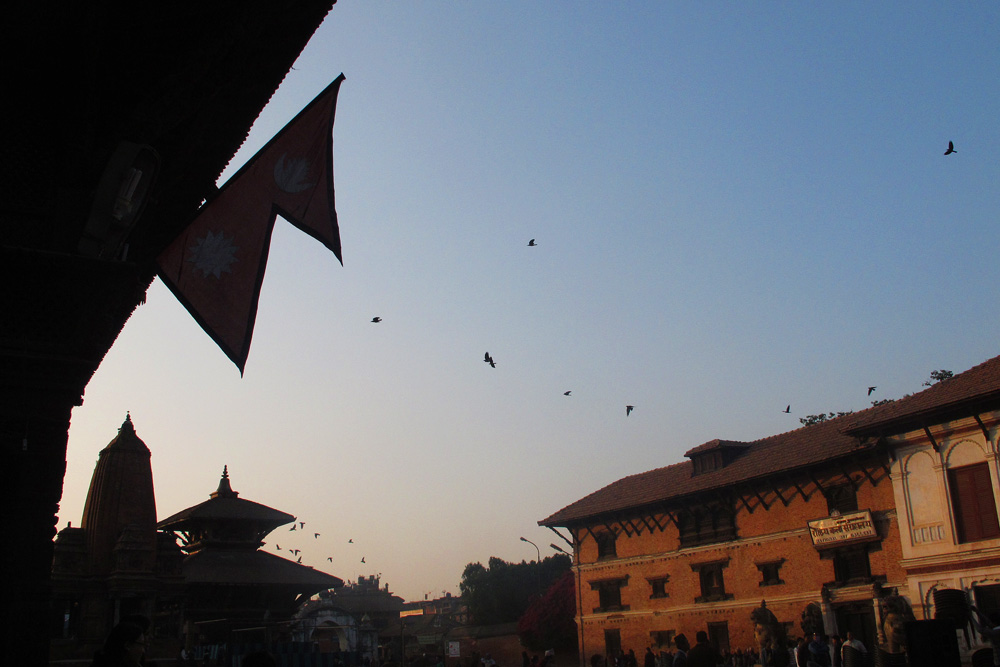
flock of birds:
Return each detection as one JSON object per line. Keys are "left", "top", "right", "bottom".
{"left": 369, "top": 237, "right": 641, "bottom": 418}
{"left": 279, "top": 141, "right": 958, "bottom": 574}
{"left": 268, "top": 519, "right": 365, "bottom": 569}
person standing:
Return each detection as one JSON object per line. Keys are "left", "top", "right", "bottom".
{"left": 90, "top": 621, "right": 147, "bottom": 667}
{"left": 840, "top": 632, "right": 866, "bottom": 665}
{"left": 686, "top": 632, "right": 719, "bottom": 667}
{"left": 672, "top": 635, "right": 690, "bottom": 667}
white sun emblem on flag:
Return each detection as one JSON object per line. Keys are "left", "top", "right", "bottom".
{"left": 273, "top": 153, "right": 315, "bottom": 193}
{"left": 187, "top": 230, "right": 238, "bottom": 278}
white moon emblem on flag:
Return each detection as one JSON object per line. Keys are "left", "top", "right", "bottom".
{"left": 188, "top": 230, "right": 238, "bottom": 278}
{"left": 273, "top": 153, "right": 315, "bottom": 193}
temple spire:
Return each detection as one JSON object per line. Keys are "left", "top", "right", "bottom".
{"left": 211, "top": 466, "right": 239, "bottom": 499}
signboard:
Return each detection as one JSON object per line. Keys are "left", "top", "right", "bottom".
{"left": 448, "top": 642, "right": 460, "bottom": 658}
{"left": 808, "top": 510, "right": 877, "bottom": 547}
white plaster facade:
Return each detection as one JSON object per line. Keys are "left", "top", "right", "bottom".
{"left": 885, "top": 412, "right": 1000, "bottom": 658}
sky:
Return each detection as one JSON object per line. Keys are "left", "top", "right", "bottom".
{"left": 58, "top": 2, "right": 1000, "bottom": 603}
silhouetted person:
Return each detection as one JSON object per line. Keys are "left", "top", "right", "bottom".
{"left": 91, "top": 621, "right": 146, "bottom": 667}
{"left": 686, "top": 632, "right": 719, "bottom": 667}
{"left": 672, "top": 635, "right": 690, "bottom": 667}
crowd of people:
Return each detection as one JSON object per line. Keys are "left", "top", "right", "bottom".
{"left": 592, "top": 629, "right": 868, "bottom": 667}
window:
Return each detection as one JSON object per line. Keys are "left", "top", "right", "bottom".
{"left": 648, "top": 576, "right": 670, "bottom": 599}
{"left": 596, "top": 532, "right": 618, "bottom": 559}
{"left": 757, "top": 560, "right": 785, "bottom": 587}
{"left": 832, "top": 546, "right": 871, "bottom": 585}
{"left": 691, "top": 560, "right": 732, "bottom": 603}
{"left": 824, "top": 484, "right": 858, "bottom": 515}
{"left": 949, "top": 463, "right": 1000, "bottom": 543}
{"left": 693, "top": 451, "right": 723, "bottom": 475}
{"left": 678, "top": 504, "right": 737, "bottom": 548}
{"left": 590, "top": 578, "right": 628, "bottom": 613}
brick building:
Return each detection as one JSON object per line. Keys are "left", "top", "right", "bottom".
{"left": 540, "top": 355, "right": 1000, "bottom": 666}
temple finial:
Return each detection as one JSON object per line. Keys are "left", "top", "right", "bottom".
{"left": 211, "top": 465, "right": 238, "bottom": 499}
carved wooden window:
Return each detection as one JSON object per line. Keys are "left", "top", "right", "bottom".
{"left": 648, "top": 576, "right": 670, "bottom": 599}
{"left": 757, "top": 560, "right": 785, "bottom": 586}
{"left": 596, "top": 531, "right": 618, "bottom": 559}
{"left": 949, "top": 463, "right": 1000, "bottom": 543}
{"left": 590, "top": 577, "right": 629, "bottom": 613}
{"left": 692, "top": 559, "right": 732, "bottom": 603}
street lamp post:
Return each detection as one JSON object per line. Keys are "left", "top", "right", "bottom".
{"left": 519, "top": 537, "right": 541, "bottom": 598}
{"left": 550, "top": 542, "right": 584, "bottom": 667}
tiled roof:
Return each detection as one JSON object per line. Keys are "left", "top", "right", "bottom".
{"left": 157, "top": 469, "right": 295, "bottom": 529}
{"left": 182, "top": 549, "right": 342, "bottom": 588}
{"left": 540, "top": 353, "right": 1000, "bottom": 527}
{"left": 842, "top": 354, "right": 1000, "bottom": 435}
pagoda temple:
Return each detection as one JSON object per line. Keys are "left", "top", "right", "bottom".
{"left": 158, "top": 468, "right": 342, "bottom": 645}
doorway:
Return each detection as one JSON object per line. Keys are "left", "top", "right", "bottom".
{"left": 834, "top": 601, "right": 878, "bottom": 656}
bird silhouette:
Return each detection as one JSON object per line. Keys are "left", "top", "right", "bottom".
{"left": 783, "top": 405, "right": 791, "bottom": 413}
{"left": 868, "top": 386, "right": 877, "bottom": 396}
{"left": 528, "top": 239, "right": 537, "bottom": 246}
{"left": 564, "top": 391, "right": 571, "bottom": 396}
{"left": 299, "top": 521, "right": 305, "bottom": 529}
{"left": 944, "top": 141, "right": 956, "bottom": 155}
{"left": 314, "top": 533, "right": 320, "bottom": 539}
{"left": 361, "top": 557, "right": 366, "bottom": 563}
{"left": 289, "top": 524, "right": 296, "bottom": 531}
{"left": 297, "top": 556, "right": 302, "bottom": 563}
{"left": 327, "top": 557, "right": 333, "bottom": 562}
{"left": 484, "top": 352, "right": 495, "bottom": 368}
{"left": 276, "top": 544, "right": 281, "bottom": 550}
{"left": 348, "top": 539, "right": 353, "bottom": 543}
{"left": 291, "top": 549, "right": 301, "bottom": 556}
{"left": 371, "top": 316, "right": 382, "bottom": 323}
{"left": 626, "top": 405, "right": 634, "bottom": 416}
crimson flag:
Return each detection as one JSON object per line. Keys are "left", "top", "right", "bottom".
{"left": 157, "top": 74, "right": 345, "bottom": 374}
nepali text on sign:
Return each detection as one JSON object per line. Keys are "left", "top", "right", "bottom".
{"left": 808, "top": 510, "right": 877, "bottom": 546}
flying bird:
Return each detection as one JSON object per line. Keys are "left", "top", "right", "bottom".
{"left": 868, "top": 386, "right": 877, "bottom": 396}
{"left": 289, "top": 524, "right": 296, "bottom": 531}
{"left": 528, "top": 239, "right": 537, "bottom": 246}
{"left": 783, "top": 405, "right": 791, "bottom": 413}
{"left": 361, "top": 557, "right": 366, "bottom": 563}
{"left": 944, "top": 141, "right": 956, "bottom": 155}
{"left": 327, "top": 557, "right": 333, "bottom": 562}
{"left": 371, "top": 316, "right": 382, "bottom": 323}
{"left": 564, "top": 391, "right": 571, "bottom": 396}
{"left": 297, "top": 556, "right": 302, "bottom": 563}
{"left": 348, "top": 539, "right": 353, "bottom": 543}
{"left": 299, "top": 521, "right": 305, "bottom": 529}
{"left": 626, "top": 405, "right": 634, "bottom": 416}
{"left": 276, "top": 544, "right": 281, "bottom": 550}
{"left": 291, "top": 549, "right": 301, "bottom": 555}
{"left": 314, "top": 533, "right": 320, "bottom": 539}
{"left": 484, "top": 352, "right": 495, "bottom": 368}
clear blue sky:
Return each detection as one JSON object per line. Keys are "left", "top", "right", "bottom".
{"left": 59, "top": 2, "right": 1000, "bottom": 602}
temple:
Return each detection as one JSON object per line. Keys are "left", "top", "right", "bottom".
{"left": 51, "top": 417, "right": 342, "bottom": 661}
{"left": 158, "top": 467, "right": 343, "bottom": 646}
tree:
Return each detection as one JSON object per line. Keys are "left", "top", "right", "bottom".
{"left": 460, "top": 554, "right": 571, "bottom": 626}
{"left": 799, "top": 411, "right": 853, "bottom": 427}
{"left": 518, "top": 570, "right": 577, "bottom": 652}
{"left": 923, "top": 369, "right": 953, "bottom": 386}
